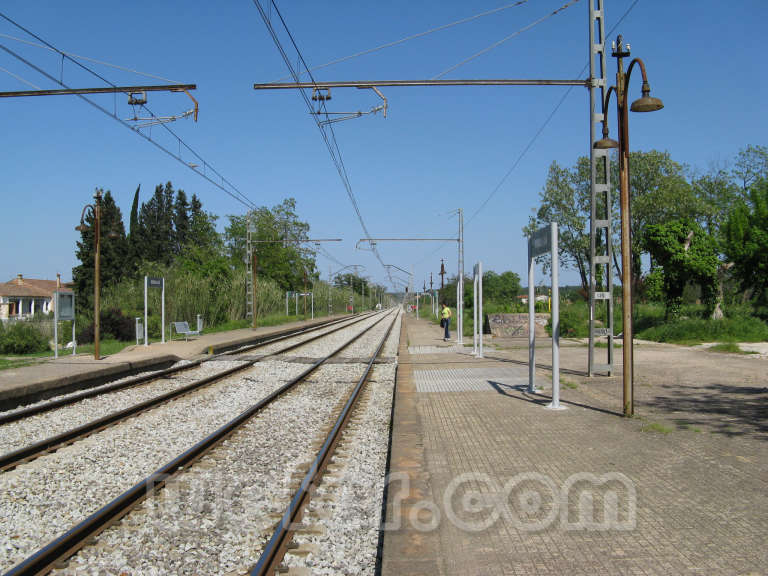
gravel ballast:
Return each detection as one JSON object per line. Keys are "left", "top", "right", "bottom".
{"left": 0, "top": 360, "right": 246, "bottom": 455}
{"left": 0, "top": 311, "right": 397, "bottom": 573}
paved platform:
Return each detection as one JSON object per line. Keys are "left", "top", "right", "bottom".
{"left": 0, "top": 315, "right": 345, "bottom": 410}
{"left": 381, "top": 314, "right": 768, "bottom": 575}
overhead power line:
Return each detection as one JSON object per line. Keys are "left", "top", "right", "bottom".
{"left": 433, "top": 0, "right": 581, "bottom": 79}
{"left": 416, "top": 0, "right": 641, "bottom": 264}
{"left": 0, "top": 12, "right": 254, "bottom": 210}
{"left": 252, "top": 0, "right": 393, "bottom": 285}
{"left": 277, "top": 0, "right": 530, "bottom": 81}
{"left": 0, "top": 32, "right": 182, "bottom": 84}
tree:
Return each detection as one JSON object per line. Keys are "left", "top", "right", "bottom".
{"left": 72, "top": 189, "right": 128, "bottom": 314}
{"left": 173, "top": 189, "right": 190, "bottom": 254}
{"left": 732, "top": 144, "right": 768, "bottom": 193}
{"left": 137, "top": 182, "right": 175, "bottom": 264}
{"left": 643, "top": 219, "right": 719, "bottom": 320}
{"left": 224, "top": 198, "right": 316, "bottom": 290}
{"left": 722, "top": 179, "right": 768, "bottom": 317}
{"left": 127, "top": 184, "right": 141, "bottom": 272}
{"left": 524, "top": 159, "right": 592, "bottom": 294}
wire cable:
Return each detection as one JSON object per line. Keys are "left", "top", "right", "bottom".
{"left": 0, "top": 32, "right": 181, "bottom": 83}
{"left": 0, "top": 12, "right": 255, "bottom": 209}
{"left": 253, "top": 0, "right": 394, "bottom": 286}
{"left": 433, "top": 0, "right": 581, "bottom": 79}
{"left": 416, "top": 0, "right": 640, "bottom": 264}
{"left": 276, "top": 0, "right": 530, "bottom": 82}
{"left": 0, "top": 64, "right": 40, "bottom": 88}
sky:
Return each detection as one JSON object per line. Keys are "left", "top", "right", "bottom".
{"left": 1, "top": 0, "right": 766, "bottom": 293}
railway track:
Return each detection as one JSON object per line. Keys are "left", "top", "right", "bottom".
{"left": 0, "top": 312, "right": 377, "bottom": 470}
{"left": 0, "top": 309, "right": 399, "bottom": 575}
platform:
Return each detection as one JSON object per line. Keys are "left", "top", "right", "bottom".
{"left": 381, "top": 314, "right": 767, "bottom": 575}
{"left": 0, "top": 315, "right": 346, "bottom": 410}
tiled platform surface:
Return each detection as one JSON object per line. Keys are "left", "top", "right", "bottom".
{"left": 381, "top": 314, "right": 768, "bottom": 575}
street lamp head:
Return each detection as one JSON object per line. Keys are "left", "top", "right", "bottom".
{"left": 631, "top": 82, "right": 664, "bottom": 112}
{"left": 75, "top": 223, "right": 88, "bottom": 232}
{"left": 593, "top": 122, "right": 619, "bottom": 150}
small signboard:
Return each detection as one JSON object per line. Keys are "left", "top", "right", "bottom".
{"left": 147, "top": 277, "right": 164, "bottom": 289}
{"left": 55, "top": 291, "right": 75, "bottom": 321}
{"left": 530, "top": 225, "right": 552, "bottom": 257}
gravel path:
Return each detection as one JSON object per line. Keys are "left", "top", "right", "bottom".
{"left": 284, "top": 312, "right": 390, "bottom": 359}
{"left": 52, "top": 363, "right": 370, "bottom": 576}
{"left": 0, "top": 360, "right": 248, "bottom": 455}
{"left": 254, "top": 313, "right": 374, "bottom": 356}
{"left": 0, "top": 359, "right": 307, "bottom": 573}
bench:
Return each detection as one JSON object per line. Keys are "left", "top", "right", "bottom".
{"left": 172, "top": 321, "right": 200, "bottom": 341}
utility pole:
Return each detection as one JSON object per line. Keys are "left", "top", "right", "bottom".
{"left": 439, "top": 259, "right": 446, "bottom": 291}
{"left": 457, "top": 208, "right": 464, "bottom": 345}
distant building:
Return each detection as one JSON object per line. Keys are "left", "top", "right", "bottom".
{"left": 0, "top": 274, "right": 72, "bottom": 321}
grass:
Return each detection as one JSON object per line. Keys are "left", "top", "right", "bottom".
{"left": 0, "top": 338, "right": 133, "bottom": 371}
{"left": 707, "top": 342, "right": 759, "bottom": 354}
{"left": 561, "top": 379, "right": 578, "bottom": 389}
{"left": 641, "top": 421, "right": 673, "bottom": 434}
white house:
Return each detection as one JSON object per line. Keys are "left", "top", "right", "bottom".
{"left": 0, "top": 274, "right": 71, "bottom": 321}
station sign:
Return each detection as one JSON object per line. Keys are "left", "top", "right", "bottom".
{"left": 147, "top": 277, "right": 164, "bottom": 289}
{"left": 530, "top": 225, "right": 552, "bottom": 258}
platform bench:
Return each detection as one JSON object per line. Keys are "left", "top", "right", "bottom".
{"left": 172, "top": 321, "right": 200, "bottom": 341}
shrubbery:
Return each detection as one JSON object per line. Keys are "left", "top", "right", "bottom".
{"left": 76, "top": 308, "right": 134, "bottom": 344}
{"left": 0, "top": 321, "right": 50, "bottom": 354}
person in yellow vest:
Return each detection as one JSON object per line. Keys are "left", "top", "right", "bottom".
{"left": 440, "top": 302, "right": 452, "bottom": 341}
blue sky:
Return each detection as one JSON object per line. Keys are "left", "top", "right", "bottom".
{"left": 1, "top": 1, "right": 766, "bottom": 292}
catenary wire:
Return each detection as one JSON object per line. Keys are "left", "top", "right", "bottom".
{"left": 433, "top": 0, "right": 581, "bottom": 79}
{"left": 275, "top": 0, "right": 530, "bottom": 82}
{"left": 0, "top": 32, "right": 181, "bottom": 84}
{"left": 0, "top": 12, "right": 255, "bottom": 210}
{"left": 416, "top": 0, "right": 640, "bottom": 265}
{"left": 253, "top": 0, "right": 394, "bottom": 287}
{"left": 0, "top": 65, "right": 41, "bottom": 88}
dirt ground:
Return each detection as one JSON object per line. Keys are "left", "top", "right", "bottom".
{"left": 483, "top": 336, "right": 768, "bottom": 442}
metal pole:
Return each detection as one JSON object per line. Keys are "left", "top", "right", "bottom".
{"left": 616, "top": 40, "right": 634, "bottom": 417}
{"left": 528, "top": 241, "right": 536, "bottom": 393}
{"left": 479, "top": 260, "right": 484, "bottom": 358}
{"left": 311, "top": 293, "right": 314, "bottom": 319}
{"left": 458, "top": 208, "right": 464, "bottom": 344}
{"left": 144, "top": 276, "right": 148, "bottom": 347}
{"left": 53, "top": 292, "right": 58, "bottom": 360}
{"left": 548, "top": 223, "right": 562, "bottom": 409}
{"left": 472, "top": 265, "right": 478, "bottom": 355}
{"left": 93, "top": 190, "right": 101, "bottom": 360}
{"left": 161, "top": 278, "right": 165, "bottom": 344}
{"left": 286, "top": 292, "right": 289, "bottom": 316}
{"left": 252, "top": 251, "right": 258, "bottom": 330}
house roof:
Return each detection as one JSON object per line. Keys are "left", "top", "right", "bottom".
{"left": 0, "top": 276, "right": 72, "bottom": 298}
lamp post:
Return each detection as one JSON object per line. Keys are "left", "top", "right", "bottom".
{"left": 331, "top": 264, "right": 365, "bottom": 314}
{"left": 595, "top": 35, "right": 664, "bottom": 417}
{"left": 76, "top": 190, "right": 118, "bottom": 360}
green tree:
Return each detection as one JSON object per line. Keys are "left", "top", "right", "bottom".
{"left": 173, "top": 189, "right": 190, "bottom": 254}
{"left": 224, "top": 198, "right": 315, "bottom": 290}
{"left": 72, "top": 189, "right": 128, "bottom": 314}
{"left": 524, "top": 159, "right": 592, "bottom": 294}
{"left": 643, "top": 219, "right": 719, "bottom": 320}
{"left": 138, "top": 182, "right": 175, "bottom": 264}
{"left": 127, "top": 184, "right": 141, "bottom": 273}
{"left": 722, "top": 179, "right": 768, "bottom": 317}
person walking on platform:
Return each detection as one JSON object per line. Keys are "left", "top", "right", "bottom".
{"left": 440, "top": 302, "right": 452, "bottom": 341}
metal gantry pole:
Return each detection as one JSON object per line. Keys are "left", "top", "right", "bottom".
{"left": 588, "top": 0, "right": 614, "bottom": 377}
{"left": 546, "top": 223, "right": 563, "bottom": 410}
{"left": 472, "top": 264, "right": 478, "bottom": 356}
{"left": 528, "top": 243, "right": 536, "bottom": 393}
{"left": 457, "top": 208, "right": 464, "bottom": 345}
{"left": 478, "top": 260, "right": 483, "bottom": 359}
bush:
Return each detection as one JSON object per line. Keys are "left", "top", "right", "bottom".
{"left": 0, "top": 321, "right": 49, "bottom": 354}
{"left": 77, "top": 308, "right": 134, "bottom": 344}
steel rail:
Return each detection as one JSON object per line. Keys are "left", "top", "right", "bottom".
{"left": 251, "top": 310, "right": 399, "bottom": 575}
{"left": 0, "top": 313, "right": 363, "bottom": 426}
{"left": 0, "top": 312, "right": 380, "bottom": 472}
{"left": 2, "top": 309, "right": 395, "bottom": 576}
